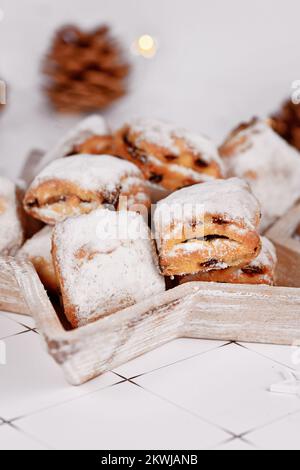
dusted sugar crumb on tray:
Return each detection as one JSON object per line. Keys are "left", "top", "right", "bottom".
{"left": 52, "top": 209, "right": 166, "bottom": 328}
{"left": 0, "top": 176, "right": 24, "bottom": 256}
{"left": 23, "top": 154, "right": 151, "bottom": 224}
{"left": 114, "top": 118, "right": 224, "bottom": 191}
{"left": 220, "top": 118, "right": 300, "bottom": 232}
{"left": 179, "top": 236, "right": 277, "bottom": 286}
{"left": 154, "top": 178, "right": 261, "bottom": 276}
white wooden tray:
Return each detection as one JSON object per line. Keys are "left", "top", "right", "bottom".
{"left": 1, "top": 256, "right": 300, "bottom": 385}
{"left": 266, "top": 202, "right": 300, "bottom": 288}
{"left": 2, "top": 150, "right": 300, "bottom": 385}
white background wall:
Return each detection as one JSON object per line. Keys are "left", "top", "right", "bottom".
{"left": 0, "top": 0, "right": 299, "bottom": 178}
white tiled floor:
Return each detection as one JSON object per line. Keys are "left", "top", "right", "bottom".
{"left": 239, "top": 342, "right": 300, "bottom": 371}
{"left": 1, "top": 310, "right": 300, "bottom": 450}
{"left": 216, "top": 438, "right": 256, "bottom": 451}
{"left": 135, "top": 343, "right": 300, "bottom": 436}
{"left": 0, "top": 315, "right": 28, "bottom": 340}
{"left": 0, "top": 424, "right": 48, "bottom": 450}
{"left": 0, "top": 328, "right": 120, "bottom": 420}
{"left": 246, "top": 411, "right": 300, "bottom": 450}
{"left": 3, "top": 312, "right": 36, "bottom": 330}
{"left": 113, "top": 338, "right": 228, "bottom": 379}
{"left": 17, "top": 381, "right": 228, "bottom": 450}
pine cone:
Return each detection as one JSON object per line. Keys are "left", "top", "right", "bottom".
{"left": 271, "top": 100, "right": 300, "bottom": 151}
{"left": 43, "top": 24, "right": 130, "bottom": 114}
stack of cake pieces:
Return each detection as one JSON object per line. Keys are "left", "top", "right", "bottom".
{"left": 154, "top": 178, "right": 277, "bottom": 287}
{"left": 8, "top": 112, "right": 299, "bottom": 329}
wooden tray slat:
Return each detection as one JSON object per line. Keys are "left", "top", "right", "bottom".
{"left": 1, "top": 257, "right": 300, "bottom": 385}
{"left": 267, "top": 202, "right": 300, "bottom": 288}
{"left": 0, "top": 258, "right": 29, "bottom": 315}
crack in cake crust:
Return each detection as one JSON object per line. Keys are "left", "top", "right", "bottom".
{"left": 23, "top": 155, "right": 151, "bottom": 224}
{"left": 178, "top": 237, "right": 277, "bottom": 286}
{"left": 113, "top": 119, "right": 224, "bottom": 191}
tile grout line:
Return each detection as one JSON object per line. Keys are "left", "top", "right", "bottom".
{"left": 115, "top": 341, "right": 233, "bottom": 382}
{"left": 0, "top": 328, "right": 34, "bottom": 342}
{"left": 213, "top": 436, "right": 237, "bottom": 449}
{"left": 127, "top": 377, "right": 236, "bottom": 439}
{"left": 1, "top": 312, "right": 36, "bottom": 331}
{"left": 7, "top": 377, "right": 128, "bottom": 425}
{"left": 112, "top": 371, "right": 128, "bottom": 381}
{"left": 4, "top": 335, "right": 300, "bottom": 442}
{"left": 235, "top": 341, "right": 298, "bottom": 372}
{"left": 238, "top": 407, "right": 300, "bottom": 440}
{"left": 7, "top": 421, "right": 54, "bottom": 450}
{"left": 213, "top": 435, "right": 258, "bottom": 450}
{"left": 239, "top": 435, "right": 260, "bottom": 449}
{"left": 126, "top": 352, "right": 300, "bottom": 442}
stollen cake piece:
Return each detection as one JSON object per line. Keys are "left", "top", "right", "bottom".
{"left": 154, "top": 178, "right": 261, "bottom": 276}
{"left": 24, "top": 154, "right": 151, "bottom": 224}
{"left": 17, "top": 226, "right": 58, "bottom": 293}
{"left": 36, "top": 115, "right": 113, "bottom": 173}
{"left": 0, "top": 176, "right": 24, "bottom": 255}
{"left": 114, "top": 118, "right": 224, "bottom": 191}
{"left": 220, "top": 118, "right": 300, "bottom": 232}
{"left": 52, "top": 209, "right": 165, "bottom": 327}
{"left": 179, "top": 237, "right": 277, "bottom": 286}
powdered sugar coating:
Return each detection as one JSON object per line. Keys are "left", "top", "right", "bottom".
{"left": 18, "top": 226, "right": 52, "bottom": 263}
{"left": 0, "top": 177, "right": 23, "bottom": 255}
{"left": 249, "top": 236, "right": 277, "bottom": 270}
{"left": 36, "top": 115, "right": 109, "bottom": 172}
{"left": 223, "top": 119, "right": 300, "bottom": 232}
{"left": 130, "top": 118, "right": 223, "bottom": 167}
{"left": 147, "top": 154, "right": 215, "bottom": 182}
{"left": 179, "top": 236, "right": 277, "bottom": 284}
{"left": 169, "top": 238, "right": 240, "bottom": 261}
{"left": 154, "top": 177, "right": 260, "bottom": 232}
{"left": 53, "top": 209, "right": 165, "bottom": 327}
{"left": 29, "top": 154, "right": 144, "bottom": 194}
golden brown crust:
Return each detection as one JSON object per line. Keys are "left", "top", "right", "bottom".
{"left": 52, "top": 240, "right": 78, "bottom": 327}
{"left": 30, "top": 256, "right": 59, "bottom": 293}
{"left": 154, "top": 178, "right": 261, "bottom": 277}
{"left": 178, "top": 258, "right": 274, "bottom": 286}
{"left": 178, "top": 235, "right": 276, "bottom": 286}
{"left": 158, "top": 213, "right": 261, "bottom": 276}
{"left": 113, "top": 125, "right": 223, "bottom": 191}
{"left": 70, "top": 134, "right": 114, "bottom": 156}
{"left": 17, "top": 227, "right": 59, "bottom": 294}
{"left": 0, "top": 197, "right": 7, "bottom": 214}
{"left": 219, "top": 118, "right": 259, "bottom": 159}
{"left": 23, "top": 164, "right": 151, "bottom": 225}
{"left": 24, "top": 178, "right": 150, "bottom": 225}
{"left": 24, "top": 180, "right": 103, "bottom": 224}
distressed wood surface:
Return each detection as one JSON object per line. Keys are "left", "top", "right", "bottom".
{"left": 0, "top": 258, "right": 29, "bottom": 315}
{"left": 267, "top": 202, "right": 300, "bottom": 288}
{"left": 2, "top": 257, "right": 300, "bottom": 385}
